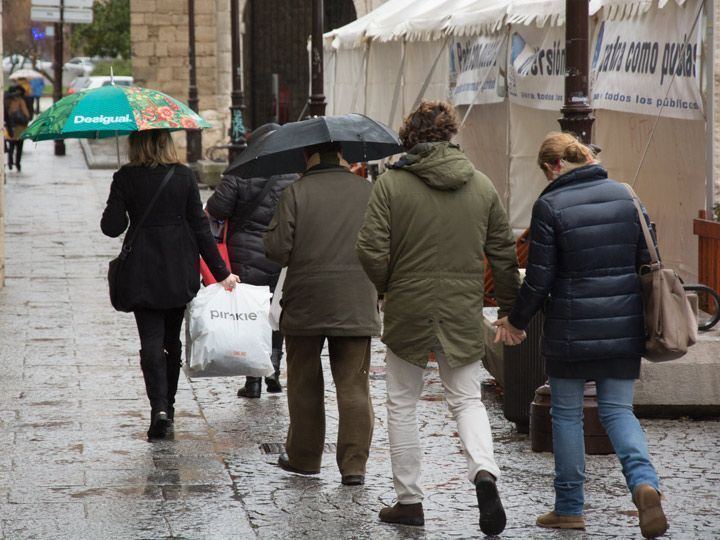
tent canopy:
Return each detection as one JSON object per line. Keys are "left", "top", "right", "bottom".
{"left": 325, "top": 0, "right": 693, "bottom": 46}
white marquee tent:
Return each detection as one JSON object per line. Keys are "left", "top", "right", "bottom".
{"left": 324, "top": 0, "right": 709, "bottom": 280}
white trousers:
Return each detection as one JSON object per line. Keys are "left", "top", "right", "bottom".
{"left": 385, "top": 347, "right": 501, "bottom": 504}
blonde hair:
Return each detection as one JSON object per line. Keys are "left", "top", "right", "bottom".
{"left": 537, "top": 132, "right": 595, "bottom": 171}
{"left": 127, "top": 129, "right": 179, "bottom": 167}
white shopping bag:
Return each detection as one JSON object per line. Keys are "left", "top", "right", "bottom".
{"left": 185, "top": 283, "right": 274, "bottom": 378}
{"left": 269, "top": 267, "right": 286, "bottom": 331}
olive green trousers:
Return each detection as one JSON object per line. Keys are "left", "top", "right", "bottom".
{"left": 284, "top": 335, "right": 374, "bottom": 476}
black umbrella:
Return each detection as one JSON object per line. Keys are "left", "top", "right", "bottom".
{"left": 224, "top": 113, "right": 403, "bottom": 177}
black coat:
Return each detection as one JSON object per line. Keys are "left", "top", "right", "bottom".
{"left": 101, "top": 164, "right": 230, "bottom": 310}
{"left": 206, "top": 173, "right": 297, "bottom": 287}
{"left": 508, "top": 164, "right": 653, "bottom": 379}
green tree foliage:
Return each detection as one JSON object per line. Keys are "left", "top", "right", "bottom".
{"left": 71, "top": 0, "right": 130, "bottom": 59}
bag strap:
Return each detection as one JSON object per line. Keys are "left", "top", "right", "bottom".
{"left": 622, "top": 183, "right": 660, "bottom": 267}
{"left": 234, "top": 176, "right": 279, "bottom": 228}
{"left": 122, "top": 166, "right": 176, "bottom": 254}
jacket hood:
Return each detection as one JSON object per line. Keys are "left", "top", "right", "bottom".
{"left": 394, "top": 142, "right": 474, "bottom": 191}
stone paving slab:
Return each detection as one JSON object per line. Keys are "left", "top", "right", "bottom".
{"left": 0, "top": 140, "right": 718, "bottom": 539}
{"left": 0, "top": 141, "right": 255, "bottom": 540}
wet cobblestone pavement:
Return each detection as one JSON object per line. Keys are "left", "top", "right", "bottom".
{"left": 0, "top": 141, "right": 718, "bottom": 539}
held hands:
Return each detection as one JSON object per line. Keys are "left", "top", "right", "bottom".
{"left": 220, "top": 273, "right": 241, "bottom": 291}
{"left": 493, "top": 316, "right": 527, "bottom": 346}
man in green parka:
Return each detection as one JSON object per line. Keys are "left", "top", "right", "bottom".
{"left": 357, "top": 101, "right": 522, "bottom": 535}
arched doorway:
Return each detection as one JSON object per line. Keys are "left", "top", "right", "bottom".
{"left": 243, "top": 0, "right": 356, "bottom": 131}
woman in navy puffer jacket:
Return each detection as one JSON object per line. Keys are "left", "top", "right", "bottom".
{"left": 495, "top": 132, "right": 667, "bottom": 539}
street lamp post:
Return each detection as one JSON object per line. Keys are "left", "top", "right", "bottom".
{"left": 228, "top": 0, "right": 247, "bottom": 164}
{"left": 558, "top": 0, "right": 594, "bottom": 142}
{"left": 53, "top": 0, "right": 66, "bottom": 156}
{"left": 530, "top": 0, "right": 612, "bottom": 456}
{"left": 186, "top": 0, "right": 202, "bottom": 163}
{"left": 308, "top": 0, "right": 327, "bottom": 117}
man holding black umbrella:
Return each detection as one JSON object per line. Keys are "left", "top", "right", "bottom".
{"left": 264, "top": 141, "right": 381, "bottom": 487}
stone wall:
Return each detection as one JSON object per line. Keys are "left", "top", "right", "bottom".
{"left": 0, "top": 1, "right": 4, "bottom": 288}
{"left": 130, "top": 0, "right": 232, "bottom": 158}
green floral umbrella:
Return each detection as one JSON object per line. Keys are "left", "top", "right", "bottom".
{"left": 22, "top": 84, "right": 211, "bottom": 141}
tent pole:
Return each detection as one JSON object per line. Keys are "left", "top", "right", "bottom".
{"left": 706, "top": 0, "right": 715, "bottom": 217}
{"left": 388, "top": 39, "right": 406, "bottom": 127}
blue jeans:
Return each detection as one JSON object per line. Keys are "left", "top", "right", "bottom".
{"left": 549, "top": 377, "right": 660, "bottom": 516}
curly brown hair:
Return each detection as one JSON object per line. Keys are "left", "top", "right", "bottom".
{"left": 399, "top": 100, "right": 459, "bottom": 150}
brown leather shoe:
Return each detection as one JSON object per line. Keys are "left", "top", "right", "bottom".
{"left": 378, "top": 502, "right": 424, "bottom": 526}
{"left": 536, "top": 511, "right": 586, "bottom": 530}
{"left": 633, "top": 484, "right": 668, "bottom": 538}
{"left": 277, "top": 453, "right": 319, "bottom": 475}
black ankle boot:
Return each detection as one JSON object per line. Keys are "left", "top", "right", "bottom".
{"left": 140, "top": 349, "right": 169, "bottom": 435}
{"left": 147, "top": 411, "right": 169, "bottom": 439}
{"left": 238, "top": 377, "right": 261, "bottom": 398}
{"left": 265, "top": 348, "right": 283, "bottom": 393}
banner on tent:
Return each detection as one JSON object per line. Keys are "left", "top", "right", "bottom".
{"left": 590, "top": 1, "right": 703, "bottom": 121}
{"left": 506, "top": 25, "right": 565, "bottom": 110}
{"left": 449, "top": 34, "right": 506, "bottom": 106}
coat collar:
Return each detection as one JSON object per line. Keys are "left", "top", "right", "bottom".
{"left": 539, "top": 163, "right": 608, "bottom": 197}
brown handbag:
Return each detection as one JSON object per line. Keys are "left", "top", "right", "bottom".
{"left": 624, "top": 184, "right": 697, "bottom": 361}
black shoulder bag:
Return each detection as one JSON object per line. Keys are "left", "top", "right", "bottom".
{"left": 108, "top": 166, "right": 176, "bottom": 312}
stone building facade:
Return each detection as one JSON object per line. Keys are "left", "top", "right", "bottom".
{"left": 130, "top": 0, "right": 232, "bottom": 156}
{"left": 129, "top": 0, "right": 365, "bottom": 159}
{"left": 0, "top": 1, "right": 4, "bottom": 288}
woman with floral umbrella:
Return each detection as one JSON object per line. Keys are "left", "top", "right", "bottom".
{"left": 27, "top": 83, "right": 238, "bottom": 440}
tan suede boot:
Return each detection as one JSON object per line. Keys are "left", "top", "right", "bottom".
{"left": 536, "top": 511, "right": 586, "bottom": 530}
{"left": 633, "top": 484, "right": 668, "bottom": 538}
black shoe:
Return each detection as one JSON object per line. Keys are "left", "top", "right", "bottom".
{"left": 277, "top": 453, "right": 319, "bottom": 475}
{"left": 475, "top": 471, "right": 506, "bottom": 536}
{"left": 378, "top": 502, "right": 425, "bottom": 527}
{"left": 16, "top": 162, "right": 20, "bottom": 172}
{"left": 147, "top": 411, "right": 169, "bottom": 439}
{"left": 265, "top": 374, "right": 282, "bottom": 393}
{"left": 237, "top": 377, "right": 261, "bottom": 398}
{"left": 266, "top": 348, "right": 283, "bottom": 392}
{"left": 341, "top": 475, "right": 365, "bottom": 486}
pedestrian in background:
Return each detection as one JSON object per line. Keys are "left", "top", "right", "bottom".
{"left": 101, "top": 129, "right": 239, "bottom": 440}
{"left": 4, "top": 82, "right": 31, "bottom": 172}
{"left": 357, "top": 100, "right": 520, "bottom": 535}
{"left": 265, "top": 142, "right": 380, "bottom": 487}
{"left": 30, "top": 76, "right": 45, "bottom": 114}
{"left": 206, "top": 123, "right": 298, "bottom": 398}
{"left": 494, "top": 131, "right": 668, "bottom": 539}
{"left": 13, "top": 77, "right": 34, "bottom": 122}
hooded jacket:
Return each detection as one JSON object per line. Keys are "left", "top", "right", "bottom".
{"left": 206, "top": 173, "right": 297, "bottom": 287}
{"left": 507, "top": 164, "right": 652, "bottom": 379}
{"left": 356, "top": 142, "right": 520, "bottom": 368}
